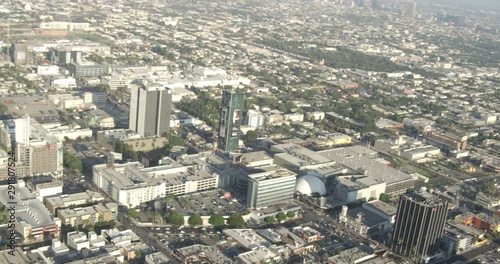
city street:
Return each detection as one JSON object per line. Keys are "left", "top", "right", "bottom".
{"left": 117, "top": 212, "right": 180, "bottom": 263}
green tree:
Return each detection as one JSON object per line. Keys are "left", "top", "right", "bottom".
{"left": 113, "top": 139, "right": 140, "bottom": 161}
{"left": 244, "top": 130, "right": 258, "bottom": 142}
{"left": 188, "top": 214, "right": 203, "bottom": 226}
{"left": 168, "top": 134, "right": 185, "bottom": 148}
{"left": 379, "top": 193, "right": 391, "bottom": 202}
{"left": 163, "top": 194, "right": 175, "bottom": 205}
{"left": 135, "top": 249, "right": 142, "bottom": 259}
{"left": 126, "top": 209, "right": 138, "bottom": 219}
{"left": 321, "top": 252, "right": 329, "bottom": 261}
{"left": 311, "top": 192, "right": 322, "bottom": 198}
{"left": 63, "top": 149, "right": 83, "bottom": 172}
{"left": 209, "top": 214, "right": 225, "bottom": 227}
{"left": 264, "top": 216, "right": 275, "bottom": 224}
{"left": 276, "top": 212, "right": 287, "bottom": 222}
{"left": 227, "top": 214, "right": 244, "bottom": 227}
{"left": 164, "top": 211, "right": 185, "bottom": 226}
{"left": 286, "top": 211, "right": 296, "bottom": 218}
{"left": 177, "top": 92, "right": 221, "bottom": 128}
{"left": 152, "top": 212, "right": 162, "bottom": 224}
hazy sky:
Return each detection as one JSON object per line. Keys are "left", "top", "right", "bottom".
{"left": 419, "top": 0, "right": 500, "bottom": 12}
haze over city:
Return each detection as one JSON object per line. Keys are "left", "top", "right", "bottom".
{"left": 0, "top": 0, "right": 498, "bottom": 264}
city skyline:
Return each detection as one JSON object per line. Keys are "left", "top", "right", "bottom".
{"left": 0, "top": 0, "right": 498, "bottom": 263}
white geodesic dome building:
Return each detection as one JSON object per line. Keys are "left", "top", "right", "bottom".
{"left": 295, "top": 175, "right": 327, "bottom": 196}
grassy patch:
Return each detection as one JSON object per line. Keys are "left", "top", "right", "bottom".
{"left": 72, "top": 33, "right": 113, "bottom": 45}
{"left": 416, "top": 169, "right": 436, "bottom": 178}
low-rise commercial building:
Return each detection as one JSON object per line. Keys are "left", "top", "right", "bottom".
{"left": 374, "top": 136, "right": 440, "bottom": 162}
{"left": 475, "top": 192, "right": 500, "bottom": 208}
{"left": 44, "top": 190, "right": 105, "bottom": 215}
{"left": 333, "top": 176, "right": 386, "bottom": 203}
{"left": 58, "top": 203, "right": 118, "bottom": 226}
{"left": 338, "top": 205, "right": 393, "bottom": 237}
{"left": 36, "top": 181, "right": 63, "bottom": 202}
{"left": 319, "top": 146, "right": 415, "bottom": 197}
{"left": 0, "top": 181, "right": 60, "bottom": 239}
{"left": 176, "top": 244, "right": 230, "bottom": 264}
{"left": 291, "top": 226, "right": 322, "bottom": 243}
{"left": 424, "top": 131, "right": 468, "bottom": 153}
{"left": 442, "top": 224, "right": 475, "bottom": 255}
{"left": 328, "top": 245, "right": 376, "bottom": 264}
{"left": 67, "top": 231, "right": 90, "bottom": 251}
{"left": 455, "top": 212, "right": 500, "bottom": 233}
{"left": 316, "top": 133, "right": 353, "bottom": 147}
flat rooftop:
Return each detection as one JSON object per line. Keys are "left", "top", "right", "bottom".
{"left": 59, "top": 204, "right": 112, "bottom": 219}
{"left": 318, "top": 146, "right": 413, "bottom": 185}
{"left": 237, "top": 247, "right": 278, "bottom": 264}
{"left": 330, "top": 246, "right": 375, "bottom": 264}
{"left": 272, "top": 143, "right": 331, "bottom": 166}
{"left": 404, "top": 190, "right": 449, "bottom": 207}
{"left": 345, "top": 207, "right": 388, "bottom": 228}
{"left": 176, "top": 152, "right": 231, "bottom": 167}
{"left": 36, "top": 181, "right": 63, "bottom": 190}
{"left": 145, "top": 252, "right": 172, "bottom": 264}
{"left": 305, "top": 161, "right": 349, "bottom": 177}
{"left": 94, "top": 162, "right": 161, "bottom": 190}
{"left": 223, "top": 229, "right": 271, "bottom": 250}
{"left": 240, "top": 151, "right": 273, "bottom": 163}
{"left": 2, "top": 96, "right": 59, "bottom": 118}
{"left": 30, "top": 119, "right": 61, "bottom": 144}
{"left": 364, "top": 200, "right": 397, "bottom": 216}
{"left": 45, "top": 191, "right": 103, "bottom": 206}
{"left": 0, "top": 184, "right": 56, "bottom": 228}
{"left": 0, "top": 248, "right": 31, "bottom": 264}
{"left": 142, "top": 162, "right": 219, "bottom": 186}
{"left": 402, "top": 145, "right": 440, "bottom": 154}
{"left": 176, "top": 244, "right": 230, "bottom": 264}
{"left": 248, "top": 167, "right": 296, "bottom": 182}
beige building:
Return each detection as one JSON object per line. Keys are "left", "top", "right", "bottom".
{"left": 44, "top": 190, "right": 105, "bottom": 215}
{"left": 29, "top": 142, "right": 60, "bottom": 176}
{"left": 58, "top": 203, "right": 118, "bottom": 226}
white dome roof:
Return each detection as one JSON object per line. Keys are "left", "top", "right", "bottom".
{"left": 295, "top": 175, "right": 326, "bottom": 196}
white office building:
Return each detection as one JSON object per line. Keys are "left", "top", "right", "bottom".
{"left": 247, "top": 167, "right": 297, "bottom": 209}
{"left": 246, "top": 110, "right": 265, "bottom": 128}
{"left": 93, "top": 161, "right": 221, "bottom": 208}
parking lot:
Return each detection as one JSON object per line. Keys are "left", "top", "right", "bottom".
{"left": 64, "top": 141, "right": 115, "bottom": 177}
{"left": 168, "top": 189, "right": 247, "bottom": 217}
